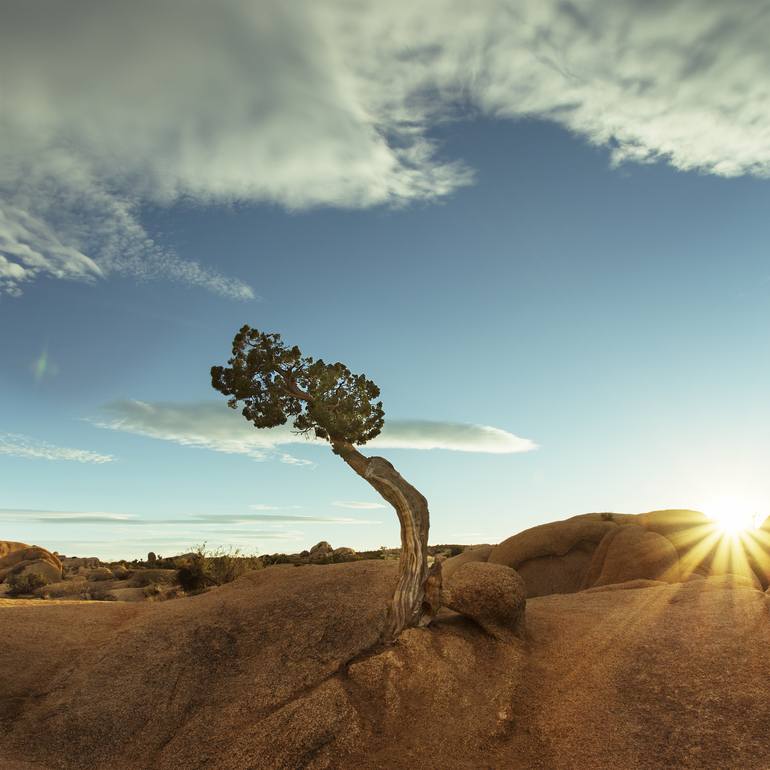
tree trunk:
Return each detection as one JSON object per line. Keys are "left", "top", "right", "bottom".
{"left": 331, "top": 439, "right": 434, "bottom": 641}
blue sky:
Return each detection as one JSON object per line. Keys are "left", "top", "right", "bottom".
{"left": 2, "top": 1, "right": 770, "bottom": 558}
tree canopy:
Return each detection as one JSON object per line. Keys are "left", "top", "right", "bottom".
{"left": 210, "top": 325, "right": 384, "bottom": 445}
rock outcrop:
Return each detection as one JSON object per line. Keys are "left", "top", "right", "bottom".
{"left": 488, "top": 518, "right": 616, "bottom": 597}
{"left": 0, "top": 541, "right": 62, "bottom": 584}
{"left": 60, "top": 556, "right": 101, "bottom": 572}
{"left": 2, "top": 559, "right": 769, "bottom": 770}
{"left": 332, "top": 547, "right": 357, "bottom": 560}
{"left": 489, "top": 510, "right": 770, "bottom": 596}
{"left": 584, "top": 525, "right": 680, "bottom": 587}
{"left": 309, "top": 540, "right": 334, "bottom": 563}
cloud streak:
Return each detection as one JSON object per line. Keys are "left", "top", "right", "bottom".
{"left": 93, "top": 400, "right": 536, "bottom": 459}
{"left": 333, "top": 501, "right": 388, "bottom": 510}
{"left": 0, "top": 508, "right": 378, "bottom": 526}
{"left": 0, "top": 434, "right": 114, "bottom": 464}
{"left": 0, "top": 509, "right": 131, "bottom": 522}
{"left": 2, "top": 1, "right": 768, "bottom": 295}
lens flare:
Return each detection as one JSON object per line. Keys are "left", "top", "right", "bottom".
{"left": 703, "top": 497, "right": 763, "bottom": 536}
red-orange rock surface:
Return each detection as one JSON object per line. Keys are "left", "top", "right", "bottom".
{"left": 2, "top": 559, "right": 769, "bottom": 769}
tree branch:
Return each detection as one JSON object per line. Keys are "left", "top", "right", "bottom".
{"left": 282, "top": 373, "right": 313, "bottom": 403}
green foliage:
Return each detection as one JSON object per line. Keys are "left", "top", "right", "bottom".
{"left": 6, "top": 571, "right": 51, "bottom": 596}
{"left": 211, "top": 326, "right": 384, "bottom": 446}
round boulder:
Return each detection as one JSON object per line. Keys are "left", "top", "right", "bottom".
{"left": 585, "top": 525, "right": 680, "bottom": 588}
{"left": 443, "top": 561, "right": 526, "bottom": 640}
{"left": 332, "top": 547, "right": 356, "bottom": 561}
{"left": 309, "top": 541, "right": 333, "bottom": 563}
{"left": 13, "top": 559, "right": 63, "bottom": 585}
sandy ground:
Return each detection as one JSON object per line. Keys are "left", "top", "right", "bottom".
{"left": 1, "top": 563, "right": 769, "bottom": 769}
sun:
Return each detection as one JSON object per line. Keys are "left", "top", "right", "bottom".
{"left": 703, "top": 496, "right": 763, "bottom": 536}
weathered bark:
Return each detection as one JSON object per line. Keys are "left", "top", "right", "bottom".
{"left": 331, "top": 439, "right": 433, "bottom": 641}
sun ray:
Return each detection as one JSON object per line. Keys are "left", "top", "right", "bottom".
{"left": 703, "top": 496, "right": 763, "bottom": 537}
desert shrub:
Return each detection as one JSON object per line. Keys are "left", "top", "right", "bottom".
{"left": 601, "top": 512, "right": 615, "bottom": 521}
{"left": 177, "top": 552, "right": 210, "bottom": 592}
{"left": 177, "top": 544, "right": 262, "bottom": 592}
{"left": 7, "top": 571, "right": 52, "bottom": 596}
{"left": 207, "top": 547, "right": 261, "bottom": 584}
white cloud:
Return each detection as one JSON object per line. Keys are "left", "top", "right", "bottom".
{"left": 3, "top": 1, "right": 767, "bottom": 296}
{"left": 371, "top": 421, "right": 535, "bottom": 454}
{"left": 0, "top": 433, "right": 114, "bottom": 464}
{"left": 93, "top": 400, "right": 536, "bottom": 459}
{"left": 333, "top": 501, "right": 388, "bottom": 510}
{"left": 92, "top": 401, "right": 307, "bottom": 461}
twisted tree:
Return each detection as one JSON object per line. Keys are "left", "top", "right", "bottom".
{"left": 211, "top": 326, "right": 439, "bottom": 641}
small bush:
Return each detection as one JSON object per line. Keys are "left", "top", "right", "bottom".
{"left": 7, "top": 571, "right": 52, "bottom": 596}
{"left": 177, "top": 544, "right": 262, "bottom": 592}
{"left": 177, "top": 553, "right": 210, "bottom": 592}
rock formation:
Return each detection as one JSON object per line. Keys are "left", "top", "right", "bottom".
{"left": 442, "top": 561, "right": 526, "bottom": 640}
{"left": 309, "top": 541, "right": 333, "bottom": 562}
{"left": 0, "top": 541, "right": 62, "bottom": 584}
{"left": 459, "top": 510, "right": 770, "bottom": 596}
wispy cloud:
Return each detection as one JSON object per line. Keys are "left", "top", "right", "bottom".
{"left": 0, "top": 434, "right": 114, "bottom": 464}
{"left": 2, "top": 1, "right": 768, "bottom": 296}
{"left": 0, "top": 508, "right": 378, "bottom": 526}
{"left": 333, "top": 501, "right": 388, "bottom": 510}
{"left": 371, "top": 421, "right": 535, "bottom": 454}
{"left": 0, "top": 509, "right": 131, "bottom": 522}
{"left": 92, "top": 400, "right": 537, "bottom": 459}
{"left": 181, "top": 513, "right": 379, "bottom": 525}
{"left": 249, "top": 504, "right": 303, "bottom": 511}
